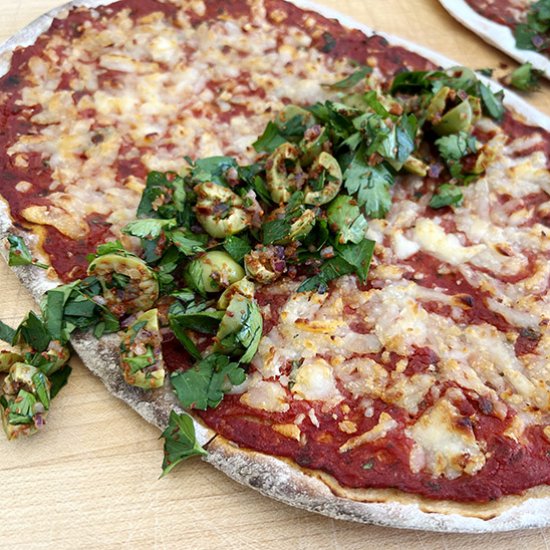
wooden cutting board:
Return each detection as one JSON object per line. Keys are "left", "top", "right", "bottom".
{"left": 0, "top": 1, "right": 549, "bottom": 548}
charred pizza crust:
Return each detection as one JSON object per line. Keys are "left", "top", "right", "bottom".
{"left": 1, "top": 0, "right": 550, "bottom": 532}
{"left": 439, "top": 0, "right": 550, "bottom": 79}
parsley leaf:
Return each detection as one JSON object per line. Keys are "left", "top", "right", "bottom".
{"left": 122, "top": 218, "right": 177, "bottom": 239}
{"left": 49, "top": 365, "right": 72, "bottom": 399}
{"left": 429, "top": 184, "right": 464, "bottom": 209}
{"left": 479, "top": 83, "right": 505, "bottom": 121}
{"left": 323, "top": 66, "right": 372, "bottom": 89}
{"left": 223, "top": 235, "right": 252, "bottom": 262}
{"left": 16, "top": 312, "right": 50, "bottom": 353}
{"left": 171, "top": 354, "right": 245, "bottom": 410}
{"left": 138, "top": 172, "right": 186, "bottom": 221}
{"left": 343, "top": 149, "right": 393, "bottom": 218}
{"left": 0, "top": 320, "right": 16, "bottom": 345}
{"left": 436, "top": 132, "right": 479, "bottom": 161}
{"left": 509, "top": 62, "right": 543, "bottom": 91}
{"left": 189, "top": 156, "right": 238, "bottom": 186}
{"left": 297, "top": 256, "right": 355, "bottom": 293}
{"left": 7, "top": 235, "right": 48, "bottom": 269}
{"left": 334, "top": 239, "right": 375, "bottom": 283}
{"left": 161, "top": 410, "right": 207, "bottom": 477}
{"left": 168, "top": 229, "right": 206, "bottom": 256}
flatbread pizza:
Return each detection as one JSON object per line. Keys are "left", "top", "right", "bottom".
{"left": 0, "top": 0, "right": 550, "bottom": 533}
{"left": 439, "top": 0, "right": 550, "bottom": 80}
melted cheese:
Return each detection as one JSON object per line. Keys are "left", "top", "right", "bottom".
{"left": 407, "top": 397, "right": 486, "bottom": 479}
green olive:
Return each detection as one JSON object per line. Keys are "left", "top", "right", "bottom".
{"left": 1, "top": 362, "right": 50, "bottom": 440}
{"left": 468, "top": 96, "right": 482, "bottom": 125}
{"left": 266, "top": 205, "right": 316, "bottom": 245}
{"left": 185, "top": 251, "right": 245, "bottom": 294}
{"left": 217, "top": 278, "right": 255, "bottom": 310}
{"left": 19, "top": 340, "right": 70, "bottom": 376}
{"left": 194, "top": 182, "right": 250, "bottom": 239}
{"left": 433, "top": 100, "right": 473, "bottom": 136}
{"left": 0, "top": 350, "right": 23, "bottom": 373}
{"left": 214, "top": 293, "right": 263, "bottom": 363}
{"left": 426, "top": 86, "right": 451, "bottom": 123}
{"left": 266, "top": 143, "right": 303, "bottom": 204}
{"left": 403, "top": 156, "right": 429, "bottom": 177}
{"left": 244, "top": 246, "right": 284, "bottom": 284}
{"left": 303, "top": 152, "right": 343, "bottom": 206}
{"left": 119, "top": 309, "right": 165, "bottom": 390}
{"left": 88, "top": 253, "right": 159, "bottom": 315}
{"left": 299, "top": 126, "right": 329, "bottom": 166}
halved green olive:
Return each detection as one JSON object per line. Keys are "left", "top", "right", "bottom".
{"left": 433, "top": 99, "right": 473, "bottom": 136}
{"left": 299, "top": 125, "right": 329, "bottom": 166}
{"left": 119, "top": 309, "right": 164, "bottom": 390}
{"left": 20, "top": 340, "right": 70, "bottom": 376}
{"left": 194, "top": 182, "right": 250, "bottom": 239}
{"left": 426, "top": 86, "right": 451, "bottom": 123}
{"left": 185, "top": 251, "right": 245, "bottom": 294}
{"left": 303, "top": 152, "right": 343, "bottom": 206}
{"left": 403, "top": 156, "right": 429, "bottom": 177}
{"left": 217, "top": 278, "right": 255, "bottom": 310}
{"left": 88, "top": 253, "right": 159, "bottom": 315}
{"left": 266, "top": 143, "right": 303, "bottom": 204}
{"left": 244, "top": 245, "right": 286, "bottom": 284}
{"left": 0, "top": 350, "right": 23, "bottom": 373}
{"left": 1, "top": 362, "right": 50, "bottom": 440}
{"left": 214, "top": 293, "right": 263, "bottom": 363}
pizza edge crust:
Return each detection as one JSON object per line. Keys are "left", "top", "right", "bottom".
{"left": 438, "top": 0, "right": 550, "bottom": 80}
{"left": 1, "top": 0, "right": 550, "bottom": 532}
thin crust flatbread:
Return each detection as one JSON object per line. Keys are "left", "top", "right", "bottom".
{"left": 439, "top": 0, "right": 550, "bottom": 80}
{"left": 1, "top": 0, "right": 550, "bottom": 533}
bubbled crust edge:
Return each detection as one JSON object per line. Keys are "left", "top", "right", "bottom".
{"left": 0, "top": 0, "right": 550, "bottom": 532}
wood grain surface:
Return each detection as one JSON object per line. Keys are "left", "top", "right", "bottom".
{"left": 0, "top": 1, "right": 549, "bottom": 548}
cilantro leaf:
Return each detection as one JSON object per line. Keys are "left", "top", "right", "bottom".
{"left": 171, "top": 354, "right": 245, "bottom": 410}
{"left": 122, "top": 218, "right": 177, "bottom": 239}
{"left": 223, "top": 235, "right": 252, "bottom": 262}
{"left": 161, "top": 410, "right": 207, "bottom": 477}
{"left": 7, "top": 235, "right": 48, "bottom": 269}
{"left": 436, "top": 132, "right": 479, "bottom": 161}
{"left": 323, "top": 66, "right": 372, "bottom": 89}
{"left": 138, "top": 172, "right": 186, "bottom": 221}
{"left": 252, "top": 113, "right": 308, "bottom": 154}
{"left": 16, "top": 312, "right": 50, "bottom": 353}
{"left": 168, "top": 229, "right": 206, "bottom": 256}
{"left": 0, "top": 320, "right": 15, "bottom": 345}
{"left": 49, "top": 365, "right": 72, "bottom": 399}
{"left": 334, "top": 239, "right": 375, "bottom": 282}
{"left": 297, "top": 256, "right": 355, "bottom": 293}
{"left": 479, "top": 83, "right": 505, "bottom": 121}
{"left": 343, "top": 149, "right": 393, "bottom": 218}
{"left": 429, "top": 184, "right": 464, "bottom": 209}
{"left": 189, "top": 156, "right": 238, "bottom": 186}
{"left": 509, "top": 63, "right": 543, "bottom": 91}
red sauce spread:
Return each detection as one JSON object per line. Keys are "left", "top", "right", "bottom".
{"left": 465, "top": 0, "right": 525, "bottom": 28}
{"left": 1, "top": 0, "right": 549, "bottom": 503}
